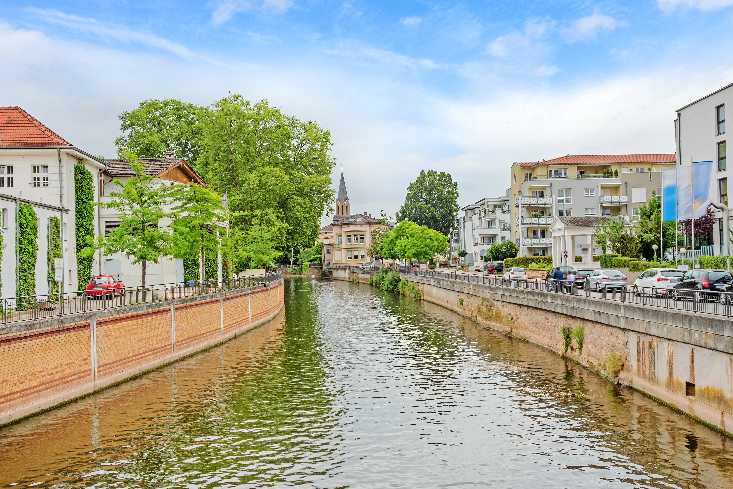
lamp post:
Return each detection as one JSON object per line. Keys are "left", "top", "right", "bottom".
{"left": 652, "top": 244, "right": 658, "bottom": 261}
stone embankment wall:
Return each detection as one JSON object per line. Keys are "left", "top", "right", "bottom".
{"left": 331, "top": 267, "right": 371, "bottom": 284}
{"left": 404, "top": 275, "right": 733, "bottom": 436}
{"left": 0, "top": 280, "right": 284, "bottom": 427}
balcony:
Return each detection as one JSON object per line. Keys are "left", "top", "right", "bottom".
{"left": 600, "top": 195, "right": 628, "bottom": 205}
{"left": 521, "top": 216, "right": 553, "bottom": 226}
{"left": 523, "top": 237, "right": 552, "bottom": 246}
{"left": 517, "top": 196, "right": 552, "bottom": 206}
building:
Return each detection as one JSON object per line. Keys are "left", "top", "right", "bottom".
{"left": 452, "top": 192, "right": 511, "bottom": 266}
{"left": 100, "top": 156, "right": 205, "bottom": 287}
{"left": 321, "top": 173, "right": 387, "bottom": 268}
{"left": 551, "top": 216, "right": 610, "bottom": 268}
{"left": 510, "top": 154, "right": 676, "bottom": 258}
{"left": 675, "top": 82, "right": 730, "bottom": 255}
{"left": 0, "top": 106, "right": 105, "bottom": 298}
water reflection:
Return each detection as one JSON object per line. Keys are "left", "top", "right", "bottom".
{"left": 0, "top": 279, "right": 731, "bottom": 488}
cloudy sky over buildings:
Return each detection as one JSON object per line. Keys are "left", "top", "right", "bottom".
{"left": 2, "top": 0, "right": 733, "bottom": 217}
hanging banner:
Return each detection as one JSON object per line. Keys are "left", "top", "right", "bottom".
{"left": 677, "top": 164, "right": 693, "bottom": 220}
{"left": 691, "top": 160, "right": 714, "bottom": 218}
{"left": 661, "top": 169, "right": 677, "bottom": 221}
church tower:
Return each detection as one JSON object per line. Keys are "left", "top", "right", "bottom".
{"left": 335, "top": 172, "right": 350, "bottom": 219}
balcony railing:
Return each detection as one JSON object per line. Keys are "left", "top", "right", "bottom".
{"left": 517, "top": 197, "right": 552, "bottom": 206}
{"left": 521, "top": 216, "right": 553, "bottom": 226}
{"left": 523, "top": 237, "right": 552, "bottom": 246}
{"left": 600, "top": 195, "right": 629, "bottom": 204}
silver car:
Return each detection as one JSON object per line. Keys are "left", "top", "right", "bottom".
{"left": 633, "top": 268, "right": 685, "bottom": 295}
{"left": 588, "top": 269, "right": 627, "bottom": 291}
{"left": 504, "top": 267, "right": 527, "bottom": 280}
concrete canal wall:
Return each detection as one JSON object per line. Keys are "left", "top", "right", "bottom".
{"left": 0, "top": 280, "right": 284, "bottom": 427}
{"left": 400, "top": 274, "right": 733, "bottom": 435}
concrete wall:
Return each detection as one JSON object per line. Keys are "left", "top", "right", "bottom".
{"left": 0, "top": 279, "right": 284, "bottom": 427}
{"left": 405, "top": 275, "right": 733, "bottom": 436}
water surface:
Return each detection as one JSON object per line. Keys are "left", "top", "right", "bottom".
{"left": 0, "top": 279, "right": 731, "bottom": 488}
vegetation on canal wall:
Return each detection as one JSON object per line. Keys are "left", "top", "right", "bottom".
{"left": 370, "top": 268, "right": 421, "bottom": 300}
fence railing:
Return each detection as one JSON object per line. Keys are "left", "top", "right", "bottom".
{"left": 0, "top": 273, "right": 282, "bottom": 326}
{"left": 406, "top": 269, "right": 733, "bottom": 318}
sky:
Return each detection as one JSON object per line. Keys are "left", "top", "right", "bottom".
{"left": 2, "top": 1, "right": 733, "bottom": 219}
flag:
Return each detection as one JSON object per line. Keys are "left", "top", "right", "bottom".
{"left": 661, "top": 169, "right": 677, "bottom": 221}
{"left": 677, "top": 164, "right": 693, "bottom": 220}
{"left": 691, "top": 160, "right": 714, "bottom": 218}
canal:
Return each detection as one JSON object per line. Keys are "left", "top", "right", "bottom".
{"left": 0, "top": 279, "right": 731, "bottom": 488}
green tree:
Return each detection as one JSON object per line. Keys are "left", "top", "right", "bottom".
{"left": 636, "top": 194, "right": 679, "bottom": 260}
{"left": 397, "top": 170, "right": 459, "bottom": 235}
{"left": 594, "top": 217, "right": 640, "bottom": 257}
{"left": 380, "top": 220, "right": 449, "bottom": 263}
{"left": 96, "top": 154, "right": 172, "bottom": 288}
{"left": 368, "top": 227, "right": 387, "bottom": 262}
{"left": 229, "top": 223, "right": 282, "bottom": 270}
{"left": 115, "top": 99, "right": 208, "bottom": 173}
{"left": 486, "top": 240, "right": 518, "bottom": 261}
{"left": 298, "top": 242, "right": 323, "bottom": 272}
{"left": 169, "top": 183, "right": 225, "bottom": 282}
{"left": 199, "top": 95, "right": 334, "bottom": 256}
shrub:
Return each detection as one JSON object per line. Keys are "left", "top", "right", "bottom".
{"left": 47, "top": 217, "right": 61, "bottom": 302}
{"left": 74, "top": 164, "right": 95, "bottom": 290}
{"left": 571, "top": 326, "right": 585, "bottom": 354}
{"left": 370, "top": 268, "right": 401, "bottom": 293}
{"left": 592, "top": 255, "right": 600, "bottom": 262}
{"left": 561, "top": 325, "right": 572, "bottom": 355}
{"left": 574, "top": 256, "right": 582, "bottom": 263}
{"left": 599, "top": 254, "right": 619, "bottom": 268}
{"left": 17, "top": 203, "right": 38, "bottom": 309}
{"left": 504, "top": 256, "right": 552, "bottom": 268}
{"left": 606, "top": 352, "right": 624, "bottom": 378}
{"left": 528, "top": 262, "right": 551, "bottom": 271}
{"left": 699, "top": 255, "right": 729, "bottom": 269}
{"left": 398, "top": 279, "right": 421, "bottom": 300}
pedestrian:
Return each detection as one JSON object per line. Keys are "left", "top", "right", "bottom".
{"left": 566, "top": 270, "right": 576, "bottom": 293}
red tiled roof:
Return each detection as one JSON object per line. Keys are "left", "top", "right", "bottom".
{"left": 104, "top": 157, "right": 205, "bottom": 184}
{"left": 517, "top": 153, "right": 676, "bottom": 168}
{"left": 0, "top": 106, "right": 71, "bottom": 148}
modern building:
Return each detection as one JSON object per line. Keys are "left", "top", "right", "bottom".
{"left": 510, "top": 154, "right": 676, "bottom": 258}
{"left": 0, "top": 106, "right": 105, "bottom": 298}
{"left": 100, "top": 156, "right": 205, "bottom": 287}
{"left": 320, "top": 173, "right": 388, "bottom": 268}
{"left": 675, "top": 82, "right": 730, "bottom": 255}
{"left": 452, "top": 193, "right": 511, "bottom": 266}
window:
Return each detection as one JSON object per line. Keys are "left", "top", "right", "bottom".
{"left": 524, "top": 172, "right": 533, "bottom": 181}
{"left": 719, "top": 177, "right": 728, "bottom": 206}
{"left": 631, "top": 187, "right": 647, "bottom": 203}
{"left": 584, "top": 188, "right": 596, "bottom": 197}
{"left": 346, "top": 235, "right": 352, "bottom": 244}
{"left": 104, "top": 220, "right": 120, "bottom": 236}
{"left": 558, "top": 208, "right": 572, "bottom": 217}
{"left": 336, "top": 236, "right": 342, "bottom": 245}
{"left": 0, "top": 165, "right": 14, "bottom": 188}
{"left": 32, "top": 164, "right": 49, "bottom": 188}
{"left": 717, "top": 104, "right": 726, "bottom": 136}
{"left": 548, "top": 168, "right": 567, "bottom": 178}
{"left": 584, "top": 208, "right": 597, "bottom": 216}
{"left": 530, "top": 190, "right": 544, "bottom": 198}
{"left": 632, "top": 207, "right": 642, "bottom": 217}
{"left": 719, "top": 141, "right": 727, "bottom": 172}
{"left": 486, "top": 219, "right": 496, "bottom": 228}
{"left": 557, "top": 188, "right": 572, "bottom": 205}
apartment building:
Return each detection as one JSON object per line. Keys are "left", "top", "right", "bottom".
{"left": 675, "top": 82, "right": 730, "bottom": 255}
{"left": 510, "top": 154, "right": 676, "bottom": 257}
{"left": 452, "top": 193, "right": 511, "bottom": 266}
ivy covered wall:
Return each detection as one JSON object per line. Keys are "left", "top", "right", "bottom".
{"left": 74, "top": 163, "right": 95, "bottom": 290}
{"left": 17, "top": 203, "right": 38, "bottom": 305}
{"left": 47, "top": 216, "right": 61, "bottom": 300}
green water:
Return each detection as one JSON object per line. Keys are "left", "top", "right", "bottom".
{"left": 0, "top": 279, "right": 731, "bottom": 488}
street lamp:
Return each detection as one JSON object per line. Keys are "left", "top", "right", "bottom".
{"left": 652, "top": 244, "right": 658, "bottom": 261}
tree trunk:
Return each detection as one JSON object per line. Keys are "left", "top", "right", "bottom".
{"left": 141, "top": 259, "right": 147, "bottom": 289}
{"left": 199, "top": 247, "right": 205, "bottom": 283}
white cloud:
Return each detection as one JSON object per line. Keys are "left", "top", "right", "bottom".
{"left": 211, "top": 0, "right": 293, "bottom": 26}
{"left": 487, "top": 19, "right": 553, "bottom": 58}
{"left": 26, "top": 8, "right": 195, "bottom": 58}
{"left": 564, "top": 12, "right": 618, "bottom": 41}
{"left": 658, "top": 0, "right": 733, "bottom": 10}
{"left": 400, "top": 16, "right": 422, "bottom": 27}
{"left": 325, "top": 41, "right": 440, "bottom": 70}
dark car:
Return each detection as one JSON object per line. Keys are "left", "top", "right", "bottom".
{"left": 675, "top": 269, "right": 733, "bottom": 301}
{"left": 493, "top": 261, "right": 504, "bottom": 273}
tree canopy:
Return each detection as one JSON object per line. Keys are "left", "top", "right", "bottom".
{"left": 377, "top": 220, "right": 449, "bottom": 263}
{"left": 397, "top": 170, "right": 459, "bottom": 236}
{"left": 485, "top": 241, "right": 518, "bottom": 261}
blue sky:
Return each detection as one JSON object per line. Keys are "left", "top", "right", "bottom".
{"left": 2, "top": 0, "right": 733, "bottom": 217}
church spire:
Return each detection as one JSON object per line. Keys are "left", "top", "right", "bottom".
{"left": 335, "top": 172, "right": 350, "bottom": 219}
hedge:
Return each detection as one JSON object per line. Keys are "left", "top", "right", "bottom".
{"left": 47, "top": 216, "right": 61, "bottom": 301}
{"left": 74, "top": 164, "right": 95, "bottom": 290}
{"left": 504, "top": 256, "right": 552, "bottom": 268}
{"left": 17, "top": 203, "right": 38, "bottom": 308}
{"left": 600, "top": 253, "right": 733, "bottom": 272}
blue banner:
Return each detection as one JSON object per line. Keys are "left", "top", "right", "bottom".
{"left": 661, "top": 169, "right": 677, "bottom": 221}
{"left": 692, "top": 160, "right": 713, "bottom": 218}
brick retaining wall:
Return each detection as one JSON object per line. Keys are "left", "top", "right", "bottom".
{"left": 0, "top": 280, "right": 284, "bottom": 427}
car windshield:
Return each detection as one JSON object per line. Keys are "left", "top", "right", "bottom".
{"left": 710, "top": 271, "right": 732, "bottom": 282}
{"left": 603, "top": 270, "right": 624, "bottom": 278}
{"left": 660, "top": 270, "right": 684, "bottom": 279}
{"left": 93, "top": 277, "right": 112, "bottom": 285}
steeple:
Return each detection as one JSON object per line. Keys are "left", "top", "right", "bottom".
{"left": 335, "top": 172, "right": 350, "bottom": 219}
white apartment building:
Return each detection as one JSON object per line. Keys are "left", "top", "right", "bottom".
{"left": 0, "top": 106, "right": 104, "bottom": 298}
{"left": 453, "top": 193, "right": 511, "bottom": 266}
{"left": 675, "top": 82, "right": 730, "bottom": 255}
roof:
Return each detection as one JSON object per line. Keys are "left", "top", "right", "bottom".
{"left": 0, "top": 106, "right": 71, "bottom": 147}
{"left": 558, "top": 216, "right": 610, "bottom": 228}
{"left": 517, "top": 154, "right": 676, "bottom": 169}
{"left": 677, "top": 82, "right": 733, "bottom": 112}
{"left": 104, "top": 157, "right": 204, "bottom": 184}
{"left": 332, "top": 213, "right": 385, "bottom": 225}
{"left": 336, "top": 172, "right": 349, "bottom": 202}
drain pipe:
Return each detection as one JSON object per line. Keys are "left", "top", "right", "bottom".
{"left": 57, "top": 149, "right": 65, "bottom": 297}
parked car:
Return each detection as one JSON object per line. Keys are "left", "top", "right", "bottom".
{"left": 671, "top": 269, "right": 733, "bottom": 301}
{"left": 633, "top": 268, "right": 685, "bottom": 295}
{"left": 84, "top": 275, "right": 125, "bottom": 299}
{"left": 546, "top": 266, "right": 576, "bottom": 281}
{"left": 574, "top": 269, "right": 595, "bottom": 289}
{"left": 587, "top": 269, "right": 627, "bottom": 291}
{"left": 504, "top": 267, "right": 527, "bottom": 280}
{"left": 492, "top": 261, "right": 504, "bottom": 273}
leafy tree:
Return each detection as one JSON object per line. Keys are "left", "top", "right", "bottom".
{"left": 594, "top": 217, "right": 640, "bottom": 257}
{"left": 379, "top": 220, "right": 449, "bottom": 263}
{"left": 115, "top": 99, "right": 208, "bottom": 174}
{"left": 636, "top": 194, "right": 679, "bottom": 260}
{"left": 298, "top": 242, "right": 323, "bottom": 272}
{"left": 95, "top": 154, "right": 172, "bottom": 288}
{"left": 679, "top": 207, "right": 716, "bottom": 248}
{"left": 397, "top": 170, "right": 459, "bottom": 235}
{"left": 230, "top": 223, "right": 282, "bottom": 270}
{"left": 486, "top": 240, "right": 518, "bottom": 261}
{"left": 199, "top": 95, "right": 334, "bottom": 256}
{"left": 368, "top": 227, "right": 387, "bottom": 262}
{"left": 169, "top": 183, "right": 226, "bottom": 282}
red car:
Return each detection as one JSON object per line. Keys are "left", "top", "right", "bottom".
{"left": 84, "top": 275, "right": 125, "bottom": 298}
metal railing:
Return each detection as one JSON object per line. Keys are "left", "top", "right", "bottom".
{"left": 406, "top": 269, "right": 733, "bottom": 318}
{"left": 0, "top": 273, "right": 282, "bottom": 325}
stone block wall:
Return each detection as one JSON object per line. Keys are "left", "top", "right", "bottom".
{"left": 0, "top": 280, "right": 284, "bottom": 427}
